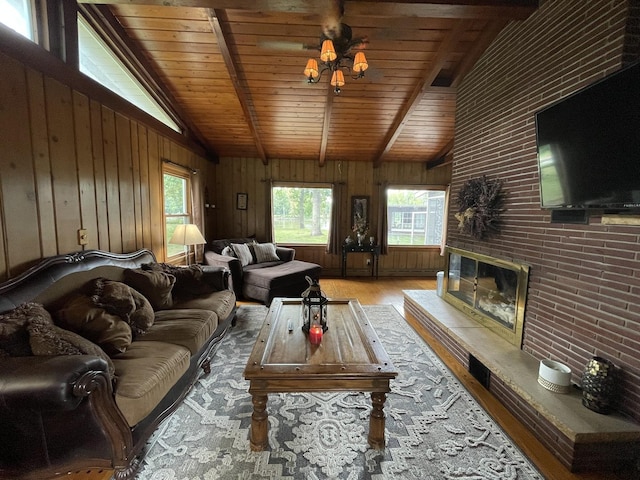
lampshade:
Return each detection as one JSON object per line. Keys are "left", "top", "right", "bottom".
{"left": 320, "top": 39, "right": 337, "bottom": 62}
{"left": 330, "top": 70, "right": 345, "bottom": 87}
{"left": 169, "top": 224, "right": 206, "bottom": 246}
{"left": 353, "top": 51, "right": 368, "bottom": 73}
{"left": 303, "top": 58, "right": 319, "bottom": 78}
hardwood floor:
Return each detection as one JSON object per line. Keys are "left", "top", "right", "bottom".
{"left": 64, "top": 277, "right": 633, "bottom": 480}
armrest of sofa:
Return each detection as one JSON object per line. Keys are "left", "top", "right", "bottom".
{"left": 200, "top": 265, "right": 231, "bottom": 291}
{"left": 204, "top": 251, "right": 243, "bottom": 296}
{"left": 0, "top": 355, "right": 111, "bottom": 411}
{"left": 276, "top": 246, "right": 295, "bottom": 262}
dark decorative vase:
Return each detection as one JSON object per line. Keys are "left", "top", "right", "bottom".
{"left": 581, "top": 356, "right": 617, "bottom": 414}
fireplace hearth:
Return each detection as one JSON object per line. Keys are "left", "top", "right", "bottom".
{"left": 443, "top": 246, "right": 530, "bottom": 347}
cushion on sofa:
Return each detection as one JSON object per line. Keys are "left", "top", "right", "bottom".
{"left": 141, "top": 263, "right": 215, "bottom": 301}
{"left": 208, "top": 237, "right": 255, "bottom": 254}
{"left": 231, "top": 243, "right": 254, "bottom": 267}
{"left": 253, "top": 242, "right": 280, "bottom": 263}
{"left": 171, "top": 289, "right": 236, "bottom": 323}
{"left": 55, "top": 294, "right": 133, "bottom": 356}
{"left": 0, "top": 303, "right": 35, "bottom": 356}
{"left": 89, "top": 278, "right": 155, "bottom": 336}
{"left": 111, "top": 341, "right": 190, "bottom": 426}
{"left": 143, "top": 309, "right": 217, "bottom": 355}
{"left": 123, "top": 269, "right": 175, "bottom": 310}
{"left": 27, "top": 309, "right": 115, "bottom": 377}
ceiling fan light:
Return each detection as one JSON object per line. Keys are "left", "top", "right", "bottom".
{"left": 331, "top": 70, "right": 345, "bottom": 87}
{"left": 320, "top": 39, "right": 337, "bottom": 62}
{"left": 304, "top": 58, "right": 319, "bottom": 78}
{"left": 353, "top": 51, "right": 368, "bottom": 73}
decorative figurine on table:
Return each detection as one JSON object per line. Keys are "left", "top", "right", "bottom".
{"left": 301, "top": 276, "right": 328, "bottom": 339}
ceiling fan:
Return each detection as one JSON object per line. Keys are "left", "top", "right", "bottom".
{"left": 257, "top": 0, "right": 370, "bottom": 93}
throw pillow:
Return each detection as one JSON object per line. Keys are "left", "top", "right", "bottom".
{"left": 56, "top": 294, "right": 133, "bottom": 356}
{"left": 221, "top": 246, "right": 236, "bottom": 257}
{"left": 231, "top": 243, "right": 254, "bottom": 267}
{"left": 253, "top": 242, "right": 280, "bottom": 263}
{"left": 89, "top": 278, "right": 155, "bottom": 336}
{"left": 27, "top": 307, "right": 115, "bottom": 377}
{"left": 141, "top": 263, "right": 212, "bottom": 301}
{"left": 123, "top": 268, "right": 175, "bottom": 310}
{"left": 0, "top": 303, "right": 35, "bottom": 356}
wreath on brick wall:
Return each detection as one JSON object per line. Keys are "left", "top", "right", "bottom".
{"left": 455, "top": 175, "right": 505, "bottom": 240}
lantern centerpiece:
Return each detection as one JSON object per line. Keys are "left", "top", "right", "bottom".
{"left": 301, "top": 276, "right": 328, "bottom": 334}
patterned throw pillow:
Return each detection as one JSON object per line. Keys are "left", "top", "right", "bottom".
{"left": 253, "top": 243, "right": 280, "bottom": 263}
{"left": 231, "top": 243, "right": 254, "bottom": 267}
{"left": 0, "top": 303, "right": 34, "bottom": 356}
{"left": 27, "top": 306, "right": 115, "bottom": 377}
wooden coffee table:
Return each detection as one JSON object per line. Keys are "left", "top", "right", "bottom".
{"left": 243, "top": 298, "right": 397, "bottom": 451}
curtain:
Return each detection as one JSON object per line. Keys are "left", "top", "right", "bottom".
{"left": 377, "top": 182, "right": 389, "bottom": 255}
{"left": 191, "top": 169, "right": 204, "bottom": 262}
{"left": 440, "top": 184, "right": 451, "bottom": 256}
{"left": 327, "top": 182, "right": 344, "bottom": 255}
{"left": 264, "top": 179, "right": 274, "bottom": 243}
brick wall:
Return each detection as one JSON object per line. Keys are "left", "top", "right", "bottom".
{"left": 450, "top": 0, "right": 640, "bottom": 422}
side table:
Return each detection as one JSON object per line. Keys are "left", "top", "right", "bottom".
{"left": 341, "top": 243, "right": 380, "bottom": 278}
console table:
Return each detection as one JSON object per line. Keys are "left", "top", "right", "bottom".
{"left": 341, "top": 243, "right": 380, "bottom": 278}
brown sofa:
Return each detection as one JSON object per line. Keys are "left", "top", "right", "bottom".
{"left": 0, "top": 249, "right": 236, "bottom": 480}
{"left": 204, "top": 238, "right": 321, "bottom": 304}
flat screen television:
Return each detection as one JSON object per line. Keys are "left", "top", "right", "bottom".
{"left": 535, "top": 62, "right": 640, "bottom": 210}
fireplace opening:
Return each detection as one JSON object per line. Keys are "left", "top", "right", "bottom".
{"left": 443, "top": 247, "right": 530, "bottom": 347}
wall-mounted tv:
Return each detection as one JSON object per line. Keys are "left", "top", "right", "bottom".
{"left": 535, "top": 62, "right": 640, "bottom": 210}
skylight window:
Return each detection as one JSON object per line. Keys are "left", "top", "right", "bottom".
{"left": 78, "top": 16, "right": 181, "bottom": 132}
{"left": 0, "top": 0, "right": 33, "bottom": 40}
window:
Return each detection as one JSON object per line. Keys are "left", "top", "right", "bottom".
{"left": 164, "top": 168, "right": 192, "bottom": 258}
{"left": 77, "top": 16, "right": 181, "bottom": 132}
{"left": 0, "top": 0, "right": 33, "bottom": 40}
{"left": 272, "top": 185, "right": 333, "bottom": 244}
{"left": 387, "top": 188, "right": 446, "bottom": 246}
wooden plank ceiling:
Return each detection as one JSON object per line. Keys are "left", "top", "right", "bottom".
{"left": 78, "top": 1, "right": 538, "bottom": 166}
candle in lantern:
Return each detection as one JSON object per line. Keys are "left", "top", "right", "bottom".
{"left": 309, "top": 324, "right": 323, "bottom": 345}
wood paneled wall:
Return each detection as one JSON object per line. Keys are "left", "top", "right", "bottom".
{"left": 210, "top": 157, "right": 452, "bottom": 276}
{"left": 0, "top": 50, "right": 212, "bottom": 281}
{"left": 450, "top": 0, "right": 640, "bottom": 422}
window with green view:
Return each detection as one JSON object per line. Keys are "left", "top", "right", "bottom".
{"left": 164, "top": 171, "right": 191, "bottom": 257}
{"left": 272, "top": 186, "right": 333, "bottom": 244}
{"left": 387, "top": 188, "right": 446, "bottom": 246}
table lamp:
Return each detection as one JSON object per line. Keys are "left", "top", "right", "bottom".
{"left": 169, "top": 223, "right": 206, "bottom": 265}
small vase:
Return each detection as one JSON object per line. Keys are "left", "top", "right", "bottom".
{"left": 581, "top": 356, "right": 617, "bottom": 414}
{"left": 357, "top": 233, "right": 365, "bottom": 246}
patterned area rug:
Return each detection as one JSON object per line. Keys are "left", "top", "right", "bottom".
{"left": 135, "top": 305, "right": 543, "bottom": 480}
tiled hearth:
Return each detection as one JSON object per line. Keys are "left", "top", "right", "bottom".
{"left": 404, "top": 289, "right": 640, "bottom": 472}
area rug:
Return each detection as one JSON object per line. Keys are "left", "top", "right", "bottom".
{"left": 135, "top": 305, "right": 543, "bottom": 480}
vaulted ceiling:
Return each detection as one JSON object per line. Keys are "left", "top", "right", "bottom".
{"left": 78, "top": 1, "right": 538, "bottom": 166}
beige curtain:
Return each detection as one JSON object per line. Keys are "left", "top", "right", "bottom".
{"left": 327, "top": 182, "right": 345, "bottom": 255}
{"left": 377, "top": 182, "right": 389, "bottom": 255}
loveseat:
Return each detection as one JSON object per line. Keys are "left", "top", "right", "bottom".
{"left": 204, "top": 237, "right": 322, "bottom": 305}
{"left": 0, "top": 249, "right": 236, "bottom": 480}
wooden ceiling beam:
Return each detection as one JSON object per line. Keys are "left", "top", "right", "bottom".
{"left": 79, "top": 1, "right": 538, "bottom": 21}
{"left": 318, "top": 82, "right": 336, "bottom": 167}
{"left": 372, "top": 19, "right": 469, "bottom": 167}
{"left": 207, "top": 9, "right": 268, "bottom": 165}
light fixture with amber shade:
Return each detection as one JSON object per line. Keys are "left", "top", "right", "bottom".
{"left": 303, "top": 23, "right": 368, "bottom": 94}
